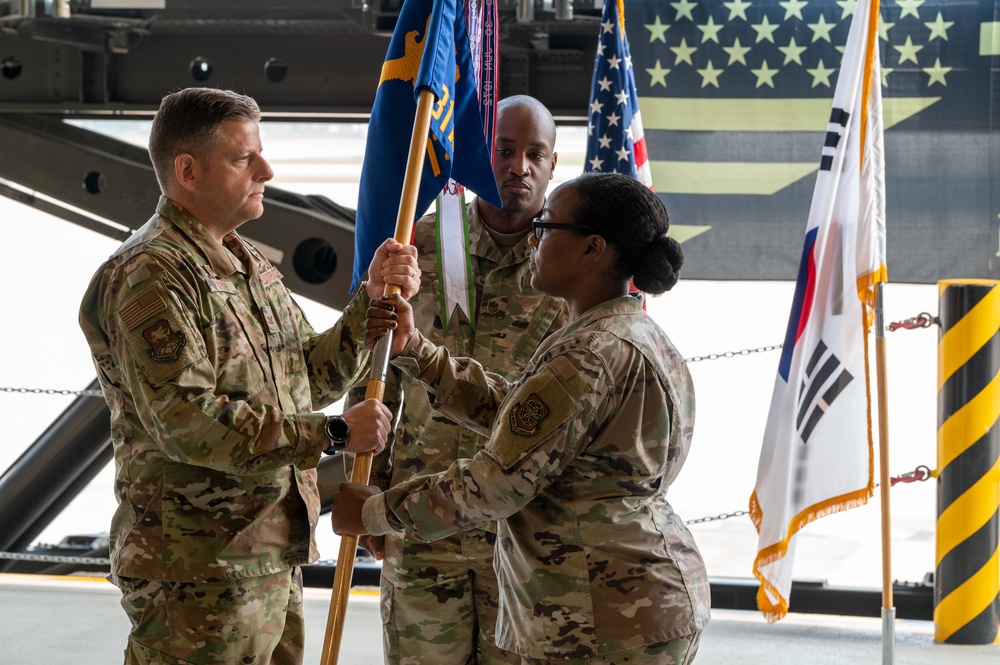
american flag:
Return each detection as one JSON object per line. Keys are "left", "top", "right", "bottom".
{"left": 623, "top": 0, "right": 991, "bottom": 283}
{"left": 584, "top": 0, "right": 652, "bottom": 188}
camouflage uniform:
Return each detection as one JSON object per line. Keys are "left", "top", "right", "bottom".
{"left": 117, "top": 567, "right": 306, "bottom": 664}
{"left": 79, "top": 197, "right": 370, "bottom": 663}
{"left": 352, "top": 201, "right": 568, "bottom": 664}
{"left": 362, "top": 294, "right": 711, "bottom": 662}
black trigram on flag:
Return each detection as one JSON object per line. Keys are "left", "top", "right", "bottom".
{"left": 796, "top": 340, "right": 854, "bottom": 443}
{"left": 819, "top": 107, "right": 849, "bottom": 172}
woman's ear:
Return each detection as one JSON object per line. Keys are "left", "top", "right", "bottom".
{"left": 581, "top": 233, "right": 608, "bottom": 262}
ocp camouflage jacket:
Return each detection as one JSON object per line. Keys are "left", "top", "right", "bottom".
{"left": 80, "top": 197, "right": 369, "bottom": 582}
{"left": 363, "top": 294, "right": 711, "bottom": 659}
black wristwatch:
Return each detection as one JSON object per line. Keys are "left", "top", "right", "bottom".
{"left": 323, "top": 415, "right": 351, "bottom": 455}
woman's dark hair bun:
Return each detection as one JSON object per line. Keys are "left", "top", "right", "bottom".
{"left": 632, "top": 233, "right": 684, "bottom": 294}
{"left": 571, "top": 173, "right": 685, "bottom": 295}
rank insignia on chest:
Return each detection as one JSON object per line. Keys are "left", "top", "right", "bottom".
{"left": 509, "top": 393, "right": 550, "bottom": 437}
{"left": 141, "top": 318, "right": 187, "bottom": 363}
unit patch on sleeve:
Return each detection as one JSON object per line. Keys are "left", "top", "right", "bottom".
{"left": 141, "top": 319, "right": 187, "bottom": 363}
{"left": 509, "top": 393, "right": 550, "bottom": 437}
{"left": 119, "top": 280, "right": 206, "bottom": 386}
{"left": 491, "top": 366, "right": 582, "bottom": 470}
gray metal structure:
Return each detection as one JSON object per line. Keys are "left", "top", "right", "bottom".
{"left": 0, "top": 0, "right": 598, "bottom": 119}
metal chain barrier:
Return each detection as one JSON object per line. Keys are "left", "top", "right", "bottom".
{"left": 0, "top": 343, "right": 787, "bottom": 398}
{"left": 684, "top": 344, "right": 783, "bottom": 363}
{"left": 0, "top": 551, "right": 110, "bottom": 565}
{"left": 685, "top": 510, "right": 749, "bottom": 525}
{"left": 0, "top": 464, "right": 937, "bottom": 566}
{"left": 685, "top": 464, "right": 934, "bottom": 526}
{"left": 0, "top": 386, "right": 103, "bottom": 397}
{"left": 0, "top": 343, "right": 931, "bottom": 563}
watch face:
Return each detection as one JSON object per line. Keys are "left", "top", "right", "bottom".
{"left": 327, "top": 416, "right": 349, "bottom": 442}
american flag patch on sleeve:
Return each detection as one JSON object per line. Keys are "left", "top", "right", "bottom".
{"left": 120, "top": 289, "right": 168, "bottom": 330}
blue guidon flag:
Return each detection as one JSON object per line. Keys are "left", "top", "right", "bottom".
{"left": 351, "top": 0, "right": 502, "bottom": 292}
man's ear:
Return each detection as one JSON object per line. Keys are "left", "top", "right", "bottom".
{"left": 174, "top": 153, "right": 198, "bottom": 193}
{"left": 549, "top": 151, "right": 558, "bottom": 179}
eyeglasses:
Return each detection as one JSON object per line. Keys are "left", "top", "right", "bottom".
{"left": 531, "top": 218, "right": 597, "bottom": 240}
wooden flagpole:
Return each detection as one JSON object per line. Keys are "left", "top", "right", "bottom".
{"left": 874, "top": 283, "right": 895, "bottom": 664}
{"left": 319, "top": 87, "right": 436, "bottom": 665}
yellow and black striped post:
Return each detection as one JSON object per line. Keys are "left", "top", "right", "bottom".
{"left": 934, "top": 278, "right": 1000, "bottom": 644}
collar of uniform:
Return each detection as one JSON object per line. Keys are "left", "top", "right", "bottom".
{"left": 564, "top": 293, "right": 645, "bottom": 335}
{"left": 156, "top": 196, "right": 242, "bottom": 277}
{"left": 469, "top": 197, "right": 534, "bottom": 266}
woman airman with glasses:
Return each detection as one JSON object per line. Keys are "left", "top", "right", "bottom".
{"left": 333, "top": 172, "right": 710, "bottom": 665}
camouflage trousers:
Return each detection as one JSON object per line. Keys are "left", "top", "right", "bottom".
{"left": 517, "top": 632, "right": 702, "bottom": 665}
{"left": 380, "top": 532, "right": 519, "bottom": 665}
{"left": 114, "top": 567, "right": 305, "bottom": 665}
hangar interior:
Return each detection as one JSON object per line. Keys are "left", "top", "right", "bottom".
{"left": 0, "top": 0, "right": 940, "bottom": 620}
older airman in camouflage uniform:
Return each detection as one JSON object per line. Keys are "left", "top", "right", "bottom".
{"left": 348, "top": 95, "right": 569, "bottom": 664}
{"left": 336, "top": 173, "right": 710, "bottom": 664}
{"left": 79, "top": 87, "right": 416, "bottom": 665}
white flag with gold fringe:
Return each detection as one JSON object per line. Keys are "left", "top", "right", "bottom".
{"left": 749, "top": 0, "right": 887, "bottom": 623}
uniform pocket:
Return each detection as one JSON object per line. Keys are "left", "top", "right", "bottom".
{"left": 380, "top": 575, "right": 400, "bottom": 660}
